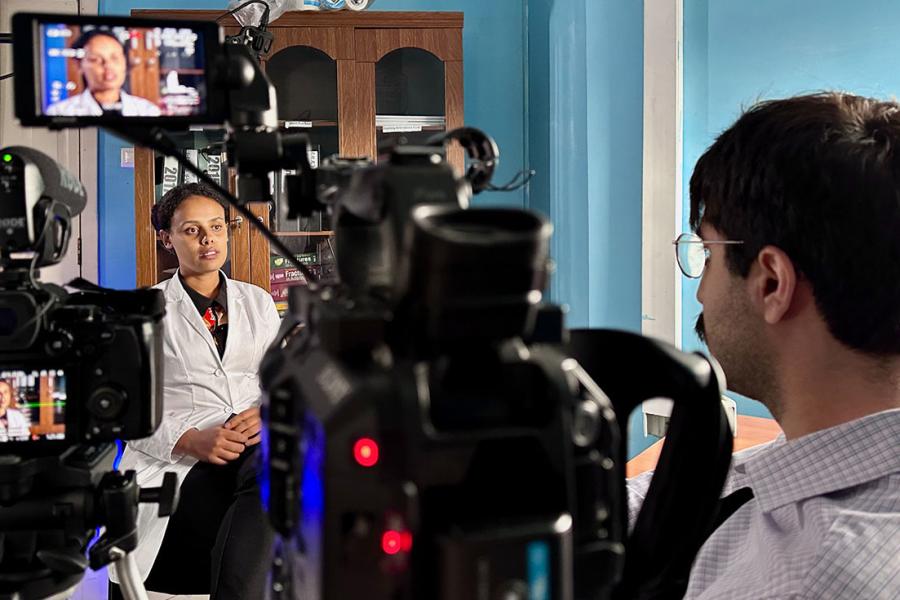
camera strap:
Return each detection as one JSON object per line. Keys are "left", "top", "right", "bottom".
{"left": 710, "top": 487, "right": 754, "bottom": 534}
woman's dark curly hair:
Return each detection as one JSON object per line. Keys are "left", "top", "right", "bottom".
{"left": 151, "top": 182, "right": 229, "bottom": 232}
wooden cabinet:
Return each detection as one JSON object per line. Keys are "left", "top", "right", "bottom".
{"left": 132, "top": 10, "right": 464, "bottom": 311}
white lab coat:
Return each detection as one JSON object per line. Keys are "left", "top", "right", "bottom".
{"left": 109, "top": 272, "right": 281, "bottom": 583}
{"left": 45, "top": 90, "right": 161, "bottom": 117}
{"left": 0, "top": 408, "right": 30, "bottom": 441}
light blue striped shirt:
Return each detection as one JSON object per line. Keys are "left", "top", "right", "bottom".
{"left": 627, "top": 409, "right": 900, "bottom": 599}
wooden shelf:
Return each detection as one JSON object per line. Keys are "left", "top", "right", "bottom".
{"left": 377, "top": 125, "right": 445, "bottom": 133}
{"left": 274, "top": 231, "right": 334, "bottom": 237}
{"left": 280, "top": 120, "right": 339, "bottom": 128}
{"left": 161, "top": 68, "right": 205, "bottom": 75}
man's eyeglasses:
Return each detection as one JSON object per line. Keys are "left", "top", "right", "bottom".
{"left": 673, "top": 233, "right": 744, "bottom": 278}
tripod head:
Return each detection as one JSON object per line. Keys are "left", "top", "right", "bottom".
{"left": 0, "top": 445, "right": 177, "bottom": 600}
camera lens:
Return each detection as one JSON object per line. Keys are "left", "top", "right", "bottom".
{"left": 88, "top": 385, "right": 126, "bottom": 420}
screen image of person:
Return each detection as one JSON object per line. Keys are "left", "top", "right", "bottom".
{"left": 109, "top": 183, "right": 281, "bottom": 600}
{"left": 0, "top": 379, "right": 30, "bottom": 442}
{"left": 45, "top": 29, "right": 161, "bottom": 117}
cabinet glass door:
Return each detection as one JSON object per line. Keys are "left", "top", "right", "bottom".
{"left": 265, "top": 46, "right": 339, "bottom": 313}
{"left": 152, "top": 128, "right": 233, "bottom": 283}
{"left": 375, "top": 48, "right": 446, "bottom": 161}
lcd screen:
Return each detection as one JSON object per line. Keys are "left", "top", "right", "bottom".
{"left": 0, "top": 369, "right": 66, "bottom": 443}
{"left": 36, "top": 22, "right": 209, "bottom": 118}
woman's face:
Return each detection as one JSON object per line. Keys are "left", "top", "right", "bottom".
{"left": 160, "top": 195, "right": 229, "bottom": 277}
{"left": 80, "top": 35, "right": 127, "bottom": 96}
{"left": 0, "top": 383, "right": 11, "bottom": 412}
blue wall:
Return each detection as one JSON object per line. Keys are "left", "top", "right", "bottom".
{"left": 682, "top": 0, "right": 900, "bottom": 418}
{"left": 527, "top": 0, "right": 646, "bottom": 457}
{"left": 98, "top": 0, "right": 526, "bottom": 288}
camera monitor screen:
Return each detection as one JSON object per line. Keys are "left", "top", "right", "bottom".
{"left": 0, "top": 369, "right": 66, "bottom": 443}
{"left": 13, "top": 13, "right": 225, "bottom": 126}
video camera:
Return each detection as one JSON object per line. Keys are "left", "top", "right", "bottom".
{"left": 6, "top": 9, "right": 736, "bottom": 600}
{"left": 0, "top": 145, "right": 164, "bottom": 449}
{"left": 0, "top": 144, "right": 173, "bottom": 600}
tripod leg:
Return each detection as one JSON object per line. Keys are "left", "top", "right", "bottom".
{"left": 109, "top": 549, "right": 150, "bottom": 600}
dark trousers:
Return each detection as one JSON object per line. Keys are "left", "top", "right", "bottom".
{"left": 110, "top": 445, "right": 274, "bottom": 600}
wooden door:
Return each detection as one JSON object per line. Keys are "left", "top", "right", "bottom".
{"left": 355, "top": 26, "right": 464, "bottom": 171}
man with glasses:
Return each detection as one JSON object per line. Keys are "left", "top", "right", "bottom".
{"left": 46, "top": 29, "right": 161, "bottom": 117}
{"left": 629, "top": 92, "right": 900, "bottom": 599}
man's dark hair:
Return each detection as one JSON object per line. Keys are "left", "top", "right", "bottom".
{"left": 690, "top": 91, "right": 900, "bottom": 355}
{"left": 151, "top": 182, "right": 229, "bottom": 232}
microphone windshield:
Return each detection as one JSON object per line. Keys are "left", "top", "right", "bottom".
{"left": 2, "top": 146, "right": 87, "bottom": 218}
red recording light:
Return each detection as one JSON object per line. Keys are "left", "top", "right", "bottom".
{"left": 381, "top": 530, "right": 413, "bottom": 555}
{"left": 353, "top": 437, "right": 379, "bottom": 467}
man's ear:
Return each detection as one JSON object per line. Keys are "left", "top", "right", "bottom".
{"left": 751, "top": 245, "right": 797, "bottom": 325}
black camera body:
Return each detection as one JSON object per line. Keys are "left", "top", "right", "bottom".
{"left": 0, "top": 145, "right": 169, "bottom": 600}
{"left": 260, "top": 144, "right": 628, "bottom": 599}
{"left": 264, "top": 287, "right": 622, "bottom": 599}
{"left": 0, "top": 282, "right": 165, "bottom": 449}
{"left": 0, "top": 145, "right": 165, "bottom": 451}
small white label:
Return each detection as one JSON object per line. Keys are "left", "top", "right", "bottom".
{"left": 183, "top": 149, "right": 199, "bottom": 183}
{"left": 285, "top": 120, "right": 313, "bottom": 128}
{"left": 382, "top": 124, "right": 423, "bottom": 133}
{"left": 206, "top": 154, "right": 223, "bottom": 186}
{"left": 188, "top": 125, "right": 204, "bottom": 131}
{"left": 120, "top": 147, "right": 134, "bottom": 168}
{"left": 161, "top": 156, "right": 180, "bottom": 196}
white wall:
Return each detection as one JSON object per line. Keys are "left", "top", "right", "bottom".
{"left": 0, "top": 0, "right": 98, "bottom": 285}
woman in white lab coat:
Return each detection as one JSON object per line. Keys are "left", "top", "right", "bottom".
{"left": 0, "top": 380, "right": 31, "bottom": 441}
{"left": 109, "top": 183, "right": 281, "bottom": 600}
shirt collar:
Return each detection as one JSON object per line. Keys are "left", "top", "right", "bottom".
{"left": 178, "top": 271, "right": 228, "bottom": 316}
{"left": 735, "top": 409, "right": 900, "bottom": 513}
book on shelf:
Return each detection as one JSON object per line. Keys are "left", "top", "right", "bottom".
{"left": 160, "top": 155, "right": 181, "bottom": 197}
{"left": 201, "top": 151, "right": 225, "bottom": 187}
{"left": 183, "top": 149, "right": 199, "bottom": 184}
{"left": 271, "top": 252, "right": 318, "bottom": 270}
{"left": 270, "top": 267, "right": 307, "bottom": 284}
{"left": 269, "top": 281, "right": 293, "bottom": 303}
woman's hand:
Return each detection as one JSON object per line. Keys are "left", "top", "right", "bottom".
{"left": 224, "top": 407, "right": 262, "bottom": 446}
{"left": 176, "top": 426, "right": 249, "bottom": 465}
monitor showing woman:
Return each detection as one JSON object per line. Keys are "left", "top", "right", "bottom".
{"left": 38, "top": 22, "right": 208, "bottom": 119}
{"left": 45, "top": 29, "right": 161, "bottom": 117}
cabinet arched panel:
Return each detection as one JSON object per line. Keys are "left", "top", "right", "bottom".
{"left": 268, "top": 46, "right": 339, "bottom": 123}
{"left": 375, "top": 48, "right": 445, "bottom": 161}
{"left": 376, "top": 48, "right": 444, "bottom": 116}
